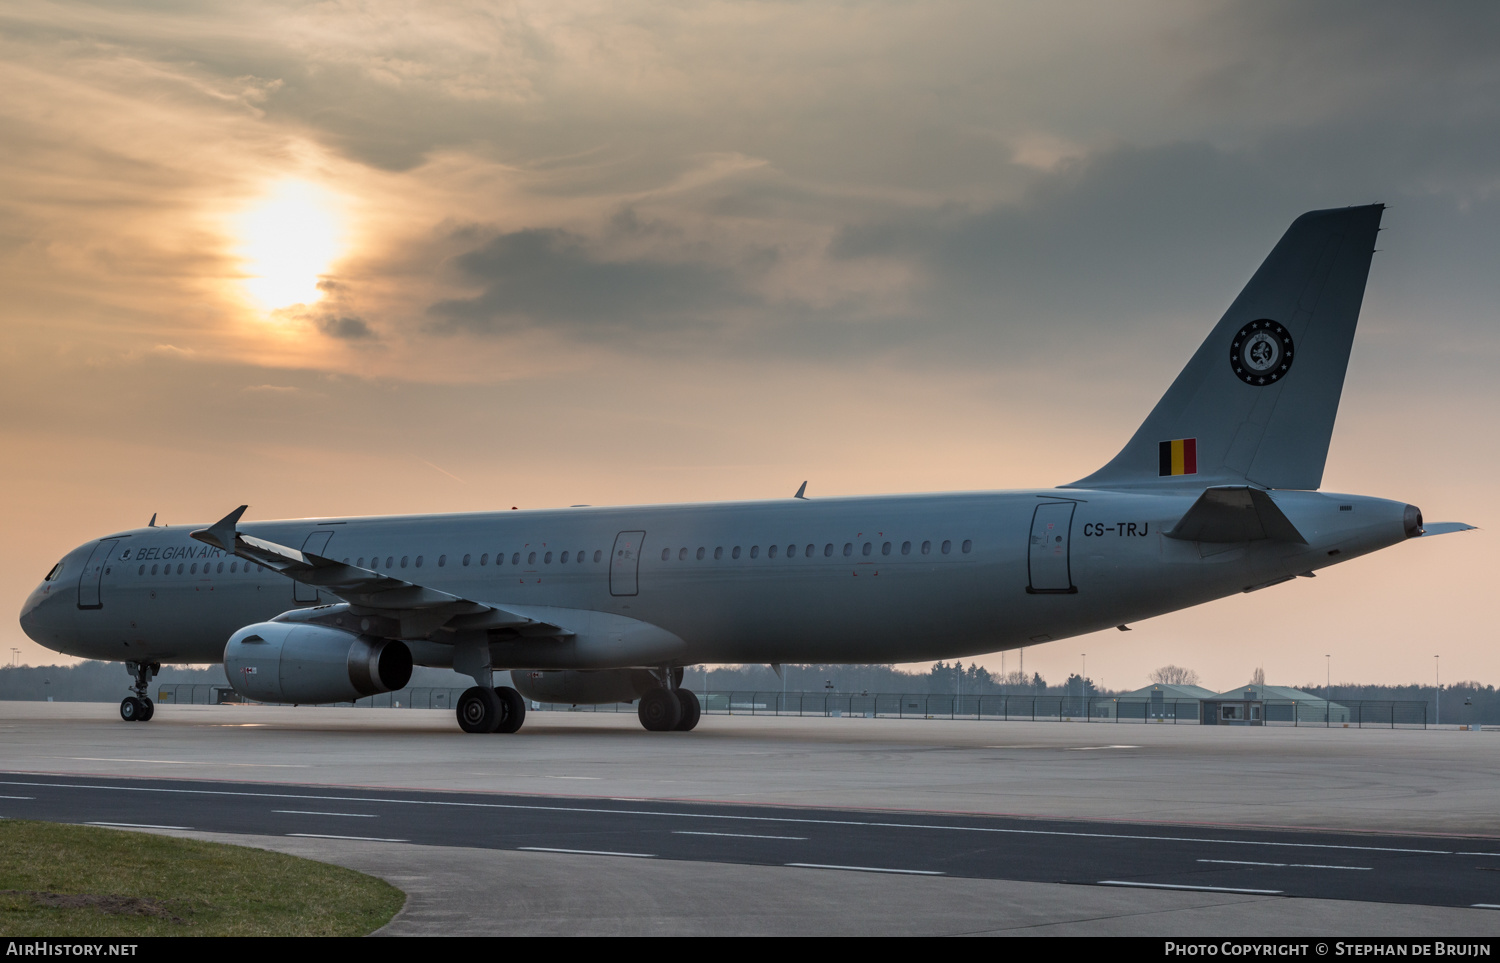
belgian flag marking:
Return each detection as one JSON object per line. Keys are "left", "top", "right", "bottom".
{"left": 1158, "top": 438, "right": 1198, "bottom": 476}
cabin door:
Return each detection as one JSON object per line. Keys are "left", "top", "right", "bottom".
{"left": 1027, "top": 502, "right": 1076, "bottom": 594}
{"left": 77, "top": 538, "right": 121, "bottom": 609}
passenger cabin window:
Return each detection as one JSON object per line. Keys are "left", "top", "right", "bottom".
{"left": 805, "top": 544, "right": 815, "bottom": 557}
{"left": 861, "top": 542, "right": 871, "bottom": 556}
{"left": 137, "top": 564, "right": 144, "bottom": 575}
{"left": 357, "top": 557, "right": 365, "bottom": 567}
{"left": 901, "top": 541, "right": 911, "bottom": 555}
{"left": 732, "top": 546, "right": 741, "bottom": 559}
{"left": 561, "top": 551, "right": 570, "bottom": 563}
{"left": 400, "top": 556, "right": 409, "bottom": 568}
{"left": 714, "top": 547, "right": 723, "bottom": 560}
{"left": 962, "top": 539, "right": 972, "bottom": 554}
{"left": 843, "top": 543, "right": 853, "bottom": 557}
{"left": 786, "top": 544, "right": 796, "bottom": 557}
{"left": 662, "top": 548, "right": 671, "bottom": 561}
{"left": 824, "top": 543, "right": 834, "bottom": 557}
{"left": 750, "top": 546, "right": 759, "bottom": 559}
{"left": 528, "top": 552, "right": 537, "bottom": 565}
{"left": 438, "top": 555, "right": 446, "bottom": 567}
{"left": 544, "top": 551, "right": 553, "bottom": 564}
{"left": 941, "top": 540, "right": 952, "bottom": 555}
{"left": 575, "top": 549, "right": 584, "bottom": 562}
{"left": 678, "top": 547, "right": 687, "bottom": 561}
{"left": 921, "top": 541, "right": 931, "bottom": 555}
{"left": 593, "top": 550, "right": 601, "bottom": 563}
{"left": 514, "top": 553, "right": 522, "bottom": 565}
{"left": 415, "top": 556, "right": 424, "bottom": 568}
{"left": 151, "top": 564, "right": 159, "bottom": 575}
{"left": 882, "top": 542, "right": 891, "bottom": 556}
{"left": 768, "top": 545, "right": 778, "bottom": 559}
{"left": 386, "top": 556, "right": 394, "bottom": 568}
{"left": 696, "top": 547, "right": 706, "bottom": 561}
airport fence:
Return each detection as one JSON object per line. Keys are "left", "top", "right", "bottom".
{"left": 153, "top": 685, "right": 1429, "bottom": 728}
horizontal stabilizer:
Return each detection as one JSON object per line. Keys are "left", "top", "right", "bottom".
{"left": 1419, "top": 522, "right": 1477, "bottom": 538}
{"left": 1165, "top": 487, "right": 1307, "bottom": 544}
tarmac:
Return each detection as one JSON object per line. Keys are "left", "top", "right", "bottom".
{"left": 2, "top": 701, "right": 1497, "bottom": 936}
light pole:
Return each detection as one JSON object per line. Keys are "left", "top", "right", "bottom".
{"left": 1435, "top": 655, "right": 1441, "bottom": 727}
{"left": 1325, "top": 654, "right": 1330, "bottom": 700}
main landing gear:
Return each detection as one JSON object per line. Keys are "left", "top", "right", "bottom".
{"left": 638, "top": 673, "right": 701, "bottom": 732}
{"left": 456, "top": 685, "right": 527, "bottom": 734}
{"left": 120, "top": 661, "right": 159, "bottom": 723}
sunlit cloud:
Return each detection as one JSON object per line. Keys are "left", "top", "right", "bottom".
{"left": 235, "top": 180, "right": 346, "bottom": 310}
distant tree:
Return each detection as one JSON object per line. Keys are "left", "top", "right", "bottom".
{"left": 1251, "top": 667, "right": 1266, "bottom": 686}
{"left": 1149, "top": 665, "right": 1201, "bottom": 687}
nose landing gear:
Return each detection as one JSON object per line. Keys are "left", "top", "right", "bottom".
{"left": 121, "top": 661, "right": 159, "bottom": 722}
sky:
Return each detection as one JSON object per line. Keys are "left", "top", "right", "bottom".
{"left": 1, "top": 1, "right": 1495, "bottom": 692}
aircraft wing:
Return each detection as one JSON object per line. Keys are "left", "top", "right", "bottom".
{"left": 190, "top": 506, "right": 568, "bottom": 640}
{"left": 1418, "top": 522, "right": 1477, "bottom": 537}
{"left": 1164, "top": 486, "right": 1308, "bottom": 544}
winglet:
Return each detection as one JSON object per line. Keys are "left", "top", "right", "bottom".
{"left": 190, "top": 505, "right": 248, "bottom": 551}
{"left": 794, "top": 481, "right": 807, "bottom": 499}
{"left": 1419, "top": 522, "right": 1477, "bottom": 538}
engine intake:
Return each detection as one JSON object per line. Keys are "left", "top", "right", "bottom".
{"left": 224, "top": 622, "right": 412, "bottom": 705}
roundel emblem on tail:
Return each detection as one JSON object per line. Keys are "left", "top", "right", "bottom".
{"left": 1230, "top": 319, "right": 1294, "bottom": 385}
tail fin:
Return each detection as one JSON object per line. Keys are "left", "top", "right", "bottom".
{"left": 1067, "top": 204, "right": 1384, "bottom": 492}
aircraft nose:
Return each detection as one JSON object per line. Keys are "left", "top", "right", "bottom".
{"left": 18, "top": 584, "right": 57, "bottom": 645}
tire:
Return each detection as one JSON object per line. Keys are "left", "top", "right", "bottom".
{"left": 494, "top": 686, "right": 526, "bottom": 734}
{"left": 120, "top": 697, "right": 143, "bottom": 722}
{"left": 456, "top": 686, "right": 502, "bottom": 733}
{"left": 638, "top": 688, "right": 682, "bottom": 732}
{"left": 674, "top": 689, "right": 701, "bottom": 731}
{"left": 138, "top": 698, "right": 155, "bottom": 722}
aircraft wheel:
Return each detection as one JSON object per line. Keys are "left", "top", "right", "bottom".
{"left": 456, "top": 686, "right": 502, "bottom": 733}
{"left": 638, "top": 688, "right": 682, "bottom": 732}
{"left": 120, "top": 697, "right": 144, "bottom": 722}
{"left": 494, "top": 686, "right": 526, "bottom": 734}
{"left": 138, "top": 698, "right": 155, "bottom": 722}
{"left": 673, "top": 689, "right": 701, "bottom": 731}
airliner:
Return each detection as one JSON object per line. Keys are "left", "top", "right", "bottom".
{"left": 17, "top": 204, "right": 1473, "bottom": 733}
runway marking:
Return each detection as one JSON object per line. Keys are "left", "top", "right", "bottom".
{"left": 1065, "top": 746, "right": 1141, "bottom": 751}
{"left": 0, "top": 795, "right": 33, "bottom": 800}
{"left": 1198, "top": 859, "right": 1371, "bottom": 870}
{"left": 674, "top": 831, "right": 808, "bottom": 840}
{"left": 3, "top": 779, "right": 1458, "bottom": 857}
{"left": 788, "top": 863, "right": 943, "bottom": 876}
{"left": 1101, "top": 880, "right": 1282, "bottom": 895}
{"left": 273, "top": 810, "right": 378, "bottom": 818}
{"left": 87, "top": 821, "right": 191, "bottom": 830}
{"left": 546, "top": 776, "right": 601, "bottom": 780}
{"left": 519, "top": 847, "right": 654, "bottom": 858}
{"left": 1457, "top": 852, "right": 1500, "bottom": 857}
{"left": 1472, "top": 904, "right": 1500, "bottom": 910}
{"left": 287, "top": 833, "right": 408, "bottom": 842}
{"left": 68, "top": 757, "right": 308, "bottom": 768}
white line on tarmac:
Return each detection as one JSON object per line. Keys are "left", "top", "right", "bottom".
{"left": 0, "top": 795, "right": 33, "bottom": 800}
{"left": 787, "top": 863, "right": 944, "bottom": 876}
{"left": 519, "top": 847, "right": 655, "bottom": 858}
{"left": 1198, "top": 859, "right": 1371, "bottom": 870}
{"left": 87, "top": 821, "right": 191, "bottom": 830}
{"left": 674, "top": 831, "right": 808, "bottom": 840}
{"left": 1101, "top": 880, "right": 1283, "bottom": 895}
{"left": 68, "top": 757, "right": 308, "bottom": 768}
{"left": 1471, "top": 904, "right": 1500, "bottom": 910}
{"left": 3, "top": 778, "right": 1458, "bottom": 857}
{"left": 273, "top": 810, "right": 377, "bottom": 818}
{"left": 286, "top": 833, "right": 407, "bottom": 842}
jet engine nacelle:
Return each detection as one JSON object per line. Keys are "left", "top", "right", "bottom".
{"left": 224, "top": 622, "right": 412, "bottom": 705}
{"left": 510, "top": 668, "right": 660, "bottom": 706}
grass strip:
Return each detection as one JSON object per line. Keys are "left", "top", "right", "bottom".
{"left": 0, "top": 820, "right": 404, "bottom": 936}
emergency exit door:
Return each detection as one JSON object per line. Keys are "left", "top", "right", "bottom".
{"left": 294, "top": 531, "right": 334, "bottom": 603}
{"left": 610, "top": 531, "right": 645, "bottom": 597}
{"left": 1027, "top": 502, "right": 1076, "bottom": 594}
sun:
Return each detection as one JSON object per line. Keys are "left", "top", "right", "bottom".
{"left": 235, "top": 180, "right": 345, "bottom": 309}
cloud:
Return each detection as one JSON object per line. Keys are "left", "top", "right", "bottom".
{"left": 427, "top": 227, "right": 745, "bottom": 336}
{"left": 314, "top": 315, "right": 377, "bottom": 341}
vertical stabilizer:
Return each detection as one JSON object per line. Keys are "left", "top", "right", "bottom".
{"left": 1066, "top": 204, "right": 1383, "bottom": 491}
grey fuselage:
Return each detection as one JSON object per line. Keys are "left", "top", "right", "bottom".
{"left": 18, "top": 487, "right": 1414, "bottom": 671}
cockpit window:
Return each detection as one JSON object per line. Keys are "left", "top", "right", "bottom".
{"left": 43, "top": 562, "right": 62, "bottom": 582}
